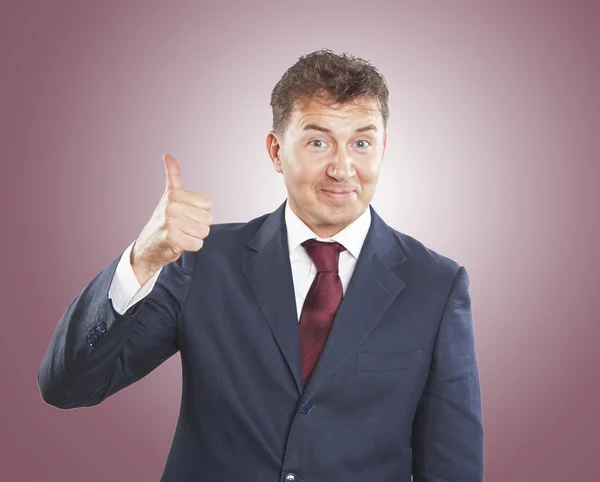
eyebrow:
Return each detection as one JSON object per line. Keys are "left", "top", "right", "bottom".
{"left": 301, "top": 123, "right": 378, "bottom": 133}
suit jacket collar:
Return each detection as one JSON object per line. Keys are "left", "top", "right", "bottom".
{"left": 242, "top": 199, "right": 407, "bottom": 400}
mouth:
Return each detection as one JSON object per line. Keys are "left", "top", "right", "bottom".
{"left": 320, "top": 189, "right": 356, "bottom": 200}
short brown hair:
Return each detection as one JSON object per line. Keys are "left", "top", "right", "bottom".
{"left": 270, "top": 49, "right": 389, "bottom": 136}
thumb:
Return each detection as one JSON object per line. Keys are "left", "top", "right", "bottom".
{"left": 163, "top": 153, "right": 181, "bottom": 191}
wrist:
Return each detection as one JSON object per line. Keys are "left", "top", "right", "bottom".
{"left": 130, "top": 242, "right": 156, "bottom": 285}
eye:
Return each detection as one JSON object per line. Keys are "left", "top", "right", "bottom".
{"left": 355, "top": 139, "right": 371, "bottom": 148}
{"left": 308, "top": 139, "right": 327, "bottom": 148}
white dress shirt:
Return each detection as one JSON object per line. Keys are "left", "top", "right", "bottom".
{"left": 108, "top": 202, "right": 372, "bottom": 321}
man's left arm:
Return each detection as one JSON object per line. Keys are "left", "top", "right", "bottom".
{"left": 411, "top": 265, "right": 484, "bottom": 481}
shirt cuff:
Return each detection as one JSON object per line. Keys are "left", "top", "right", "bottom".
{"left": 108, "top": 240, "right": 163, "bottom": 314}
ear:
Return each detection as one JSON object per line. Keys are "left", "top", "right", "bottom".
{"left": 382, "top": 131, "right": 387, "bottom": 160}
{"left": 266, "top": 130, "right": 283, "bottom": 173}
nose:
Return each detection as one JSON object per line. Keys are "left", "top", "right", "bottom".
{"left": 327, "top": 150, "right": 356, "bottom": 182}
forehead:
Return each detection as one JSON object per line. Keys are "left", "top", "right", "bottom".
{"left": 289, "top": 93, "right": 383, "bottom": 132}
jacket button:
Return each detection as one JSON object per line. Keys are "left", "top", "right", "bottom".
{"left": 87, "top": 332, "right": 99, "bottom": 346}
{"left": 285, "top": 474, "right": 297, "bottom": 482}
{"left": 96, "top": 321, "right": 107, "bottom": 333}
{"left": 299, "top": 402, "right": 313, "bottom": 414}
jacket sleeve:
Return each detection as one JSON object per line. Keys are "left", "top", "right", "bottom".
{"left": 411, "top": 265, "right": 485, "bottom": 481}
{"left": 37, "top": 248, "right": 195, "bottom": 409}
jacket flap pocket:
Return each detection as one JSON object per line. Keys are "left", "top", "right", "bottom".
{"left": 357, "top": 350, "right": 422, "bottom": 372}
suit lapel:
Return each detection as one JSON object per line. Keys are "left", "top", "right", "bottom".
{"left": 242, "top": 199, "right": 407, "bottom": 400}
{"left": 242, "top": 200, "right": 304, "bottom": 394}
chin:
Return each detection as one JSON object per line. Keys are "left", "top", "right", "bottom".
{"left": 318, "top": 206, "right": 359, "bottom": 225}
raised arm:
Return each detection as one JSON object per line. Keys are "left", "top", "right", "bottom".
{"left": 37, "top": 248, "right": 194, "bottom": 409}
{"left": 37, "top": 153, "right": 212, "bottom": 409}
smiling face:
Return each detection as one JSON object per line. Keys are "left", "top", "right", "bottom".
{"left": 266, "top": 92, "right": 387, "bottom": 238}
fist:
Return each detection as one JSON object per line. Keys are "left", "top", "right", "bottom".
{"left": 130, "top": 154, "right": 213, "bottom": 285}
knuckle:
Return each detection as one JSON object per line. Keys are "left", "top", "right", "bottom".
{"left": 166, "top": 189, "right": 176, "bottom": 203}
{"left": 185, "top": 237, "right": 203, "bottom": 252}
{"left": 165, "top": 203, "right": 176, "bottom": 219}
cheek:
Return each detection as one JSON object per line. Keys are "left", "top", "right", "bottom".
{"left": 287, "top": 156, "right": 322, "bottom": 184}
{"left": 361, "top": 159, "right": 382, "bottom": 181}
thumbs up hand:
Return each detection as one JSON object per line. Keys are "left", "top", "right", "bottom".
{"left": 130, "top": 154, "right": 213, "bottom": 285}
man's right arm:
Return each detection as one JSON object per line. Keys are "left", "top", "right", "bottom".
{"left": 109, "top": 240, "right": 163, "bottom": 315}
{"left": 38, "top": 153, "right": 210, "bottom": 409}
{"left": 37, "top": 243, "right": 195, "bottom": 409}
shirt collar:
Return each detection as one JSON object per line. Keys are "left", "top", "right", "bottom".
{"left": 285, "top": 199, "right": 372, "bottom": 260}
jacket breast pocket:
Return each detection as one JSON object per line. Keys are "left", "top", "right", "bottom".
{"left": 356, "top": 349, "right": 422, "bottom": 372}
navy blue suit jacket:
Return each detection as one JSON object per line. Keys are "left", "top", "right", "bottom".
{"left": 38, "top": 199, "right": 484, "bottom": 481}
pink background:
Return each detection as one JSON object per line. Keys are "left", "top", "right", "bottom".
{"left": 2, "top": 0, "right": 599, "bottom": 480}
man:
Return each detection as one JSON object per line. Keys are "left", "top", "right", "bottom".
{"left": 38, "top": 49, "right": 484, "bottom": 481}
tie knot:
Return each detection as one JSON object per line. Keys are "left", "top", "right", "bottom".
{"left": 301, "top": 239, "right": 346, "bottom": 273}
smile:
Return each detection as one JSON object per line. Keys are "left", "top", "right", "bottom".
{"left": 320, "top": 189, "right": 355, "bottom": 200}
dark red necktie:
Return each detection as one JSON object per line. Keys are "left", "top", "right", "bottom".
{"left": 299, "top": 239, "right": 347, "bottom": 387}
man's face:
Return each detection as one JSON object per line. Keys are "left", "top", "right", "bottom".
{"left": 266, "top": 93, "right": 387, "bottom": 238}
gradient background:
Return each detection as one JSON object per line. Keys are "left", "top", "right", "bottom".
{"left": 2, "top": 0, "right": 599, "bottom": 480}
